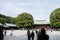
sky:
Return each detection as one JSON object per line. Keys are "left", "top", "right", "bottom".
{"left": 0, "top": 0, "right": 60, "bottom": 22}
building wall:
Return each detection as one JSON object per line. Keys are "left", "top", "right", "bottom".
{"left": 33, "top": 24, "right": 50, "bottom": 28}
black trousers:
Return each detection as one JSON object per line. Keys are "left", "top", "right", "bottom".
{"left": 31, "top": 37, "right": 34, "bottom": 40}
{"left": 28, "top": 37, "right": 30, "bottom": 40}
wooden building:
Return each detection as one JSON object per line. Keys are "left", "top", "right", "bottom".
{"left": 33, "top": 20, "right": 50, "bottom": 28}
{"left": 0, "top": 20, "right": 50, "bottom": 29}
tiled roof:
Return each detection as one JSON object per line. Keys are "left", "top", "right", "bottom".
{"left": 0, "top": 23, "right": 16, "bottom": 27}
{"left": 0, "top": 23, "right": 3, "bottom": 25}
{"left": 5, "top": 23, "right": 16, "bottom": 26}
{"left": 0, "top": 20, "right": 50, "bottom": 27}
{"left": 34, "top": 20, "right": 50, "bottom": 24}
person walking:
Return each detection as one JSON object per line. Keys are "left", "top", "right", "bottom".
{"left": 31, "top": 30, "right": 35, "bottom": 40}
{"left": 37, "top": 28, "right": 41, "bottom": 40}
{"left": 10, "top": 28, "right": 14, "bottom": 36}
{"left": 37, "top": 28, "right": 49, "bottom": 40}
{"left": 35, "top": 29, "right": 38, "bottom": 34}
{"left": 4, "top": 30, "right": 7, "bottom": 36}
{"left": 27, "top": 29, "right": 31, "bottom": 40}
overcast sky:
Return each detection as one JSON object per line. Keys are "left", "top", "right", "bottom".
{"left": 0, "top": 0, "right": 60, "bottom": 22}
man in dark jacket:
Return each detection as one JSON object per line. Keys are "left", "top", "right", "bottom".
{"left": 31, "top": 30, "right": 35, "bottom": 40}
{"left": 37, "top": 28, "right": 49, "bottom": 40}
{"left": 27, "top": 29, "right": 31, "bottom": 40}
{"left": 35, "top": 29, "right": 38, "bottom": 34}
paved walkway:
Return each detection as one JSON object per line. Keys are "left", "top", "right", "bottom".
{"left": 4, "top": 30, "right": 60, "bottom": 40}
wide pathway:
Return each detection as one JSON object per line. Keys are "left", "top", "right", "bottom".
{"left": 4, "top": 30, "right": 60, "bottom": 40}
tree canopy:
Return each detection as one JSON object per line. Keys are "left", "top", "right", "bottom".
{"left": 0, "top": 14, "right": 6, "bottom": 18}
{"left": 16, "top": 12, "right": 34, "bottom": 28}
{"left": 50, "top": 8, "right": 60, "bottom": 28}
{"left": 6, "top": 16, "right": 16, "bottom": 24}
{"left": 0, "top": 14, "right": 16, "bottom": 24}
{"left": 0, "top": 18, "right": 6, "bottom": 24}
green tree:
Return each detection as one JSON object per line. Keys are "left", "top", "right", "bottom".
{"left": 0, "top": 14, "right": 16, "bottom": 24}
{"left": 0, "top": 14, "right": 6, "bottom": 18}
{"left": 0, "top": 14, "right": 6, "bottom": 24}
{"left": 6, "top": 16, "right": 16, "bottom": 24}
{"left": 6, "top": 16, "right": 12, "bottom": 23}
{"left": 16, "top": 12, "right": 34, "bottom": 28}
{"left": 0, "top": 18, "right": 6, "bottom": 24}
{"left": 50, "top": 8, "right": 60, "bottom": 28}
{"left": 10, "top": 18, "right": 16, "bottom": 24}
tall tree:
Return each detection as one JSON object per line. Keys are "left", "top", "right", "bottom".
{"left": 0, "top": 14, "right": 6, "bottom": 18}
{"left": 50, "top": 8, "right": 60, "bottom": 28}
{"left": 0, "top": 14, "right": 16, "bottom": 24}
{"left": 0, "top": 14, "right": 6, "bottom": 24}
{"left": 10, "top": 17, "right": 16, "bottom": 24}
{"left": 0, "top": 18, "right": 6, "bottom": 24}
{"left": 6, "top": 16, "right": 12, "bottom": 23}
{"left": 16, "top": 12, "right": 34, "bottom": 28}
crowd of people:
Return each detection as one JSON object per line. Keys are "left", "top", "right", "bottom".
{"left": 27, "top": 29, "right": 35, "bottom": 40}
{"left": 0, "top": 25, "right": 49, "bottom": 40}
{"left": 27, "top": 28, "right": 49, "bottom": 40}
